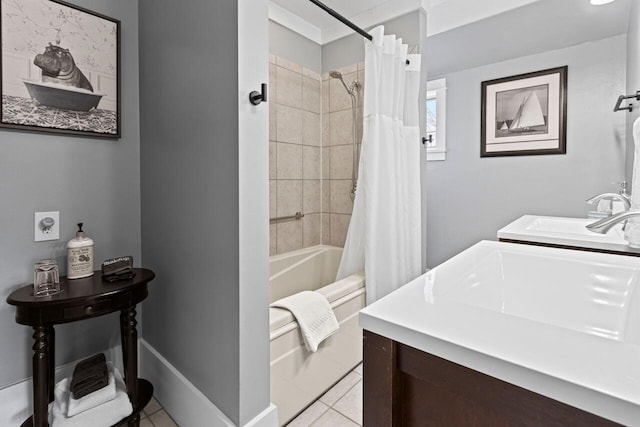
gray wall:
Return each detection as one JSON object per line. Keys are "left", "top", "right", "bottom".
{"left": 322, "top": 11, "right": 422, "bottom": 73}
{"left": 426, "top": 0, "right": 630, "bottom": 79}
{"left": 269, "top": 21, "right": 322, "bottom": 73}
{"left": 626, "top": 1, "right": 640, "bottom": 185}
{"left": 426, "top": 35, "right": 627, "bottom": 267}
{"left": 0, "top": 0, "right": 140, "bottom": 389}
{"left": 139, "top": 0, "right": 265, "bottom": 424}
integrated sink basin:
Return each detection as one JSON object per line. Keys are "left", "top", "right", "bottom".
{"left": 497, "top": 215, "right": 634, "bottom": 254}
{"left": 360, "top": 241, "right": 640, "bottom": 425}
{"left": 425, "top": 241, "right": 640, "bottom": 343}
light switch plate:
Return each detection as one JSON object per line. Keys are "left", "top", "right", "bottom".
{"left": 34, "top": 211, "right": 59, "bottom": 242}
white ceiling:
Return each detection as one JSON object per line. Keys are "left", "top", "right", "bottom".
{"left": 269, "top": 0, "right": 428, "bottom": 44}
{"left": 268, "top": 0, "right": 544, "bottom": 44}
{"left": 270, "top": 0, "right": 392, "bottom": 29}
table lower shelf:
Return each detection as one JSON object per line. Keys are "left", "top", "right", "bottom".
{"left": 20, "top": 379, "right": 154, "bottom": 427}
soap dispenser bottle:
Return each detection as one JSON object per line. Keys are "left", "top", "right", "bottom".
{"left": 67, "top": 223, "right": 94, "bottom": 279}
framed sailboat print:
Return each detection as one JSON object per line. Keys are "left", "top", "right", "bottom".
{"left": 481, "top": 66, "right": 567, "bottom": 157}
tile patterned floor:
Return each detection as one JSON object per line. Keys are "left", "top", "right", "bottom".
{"left": 1, "top": 95, "right": 117, "bottom": 135}
{"left": 138, "top": 363, "right": 363, "bottom": 427}
{"left": 287, "top": 363, "right": 363, "bottom": 426}
{"left": 140, "top": 396, "right": 179, "bottom": 427}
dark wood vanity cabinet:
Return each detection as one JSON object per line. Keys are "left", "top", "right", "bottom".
{"left": 362, "top": 330, "right": 621, "bottom": 427}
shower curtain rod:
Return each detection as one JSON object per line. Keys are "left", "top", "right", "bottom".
{"left": 308, "top": 0, "right": 373, "bottom": 41}
{"left": 307, "top": 0, "right": 411, "bottom": 65}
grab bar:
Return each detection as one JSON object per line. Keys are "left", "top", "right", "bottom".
{"left": 270, "top": 212, "right": 304, "bottom": 223}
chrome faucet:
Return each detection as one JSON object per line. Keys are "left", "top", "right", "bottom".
{"left": 586, "top": 181, "right": 632, "bottom": 213}
{"left": 586, "top": 210, "right": 640, "bottom": 234}
{"left": 585, "top": 192, "right": 631, "bottom": 211}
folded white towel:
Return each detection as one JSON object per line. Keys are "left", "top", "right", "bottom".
{"left": 67, "top": 371, "right": 116, "bottom": 417}
{"left": 49, "top": 367, "right": 132, "bottom": 427}
{"left": 271, "top": 291, "right": 339, "bottom": 352}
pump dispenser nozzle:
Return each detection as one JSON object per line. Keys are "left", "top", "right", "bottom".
{"left": 76, "top": 223, "right": 85, "bottom": 238}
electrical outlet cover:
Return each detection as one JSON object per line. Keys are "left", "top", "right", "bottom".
{"left": 35, "top": 211, "right": 60, "bottom": 242}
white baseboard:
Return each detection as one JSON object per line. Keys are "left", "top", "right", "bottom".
{"left": 0, "top": 345, "right": 124, "bottom": 426}
{"left": 244, "top": 403, "right": 279, "bottom": 427}
{"left": 0, "top": 340, "right": 278, "bottom": 427}
{"left": 0, "top": 375, "right": 34, "bottom": 426}
{"left": 139, "top": 339, "right": 278, "bottom": 427}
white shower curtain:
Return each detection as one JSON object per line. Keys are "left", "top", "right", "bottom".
{"left": 336, "top": 26, "right": 423, "bottom": 305}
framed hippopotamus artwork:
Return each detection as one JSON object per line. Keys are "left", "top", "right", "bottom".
{"left": 0, "top": 0, "right": 120, "bottom": 138}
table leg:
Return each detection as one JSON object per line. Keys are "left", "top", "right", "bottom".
{"left": 120, "top": 306, "right": 138, "bottom": 407}
{"left": 32, "top": 325, "right": 50, "bottom": 427}
{"left": 48, "top": 325, "right": 55, "bottom": 403}
{"left": 120, "top": 310, "right": 128, "bottom": 384}
{"left": 128, "top": 414, "right": 141, "bottom": 426}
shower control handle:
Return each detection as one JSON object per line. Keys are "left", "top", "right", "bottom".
{"left": 249, "top": 83, "right": 268, "bottom": 105}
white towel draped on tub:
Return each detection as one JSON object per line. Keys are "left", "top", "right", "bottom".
{"left": 271, "top": 291, "right": 340, "bottom": 352}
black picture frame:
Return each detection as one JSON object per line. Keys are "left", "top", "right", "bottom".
{"left": 481, "top": 66, "right": 567, "bottom": 157}
{"left": 0, "top": 0, "right": 121, "bottom": 138}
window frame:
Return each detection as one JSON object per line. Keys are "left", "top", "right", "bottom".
{"left": 426, "top": 78, "right": 447, "bottom": 161}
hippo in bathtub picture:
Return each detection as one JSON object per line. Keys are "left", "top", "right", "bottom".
{"left": 23, "top": 43, "right": 104, "bottom": 111}
{"left": 34, "top": 43, "right": 94, "bottom": 92}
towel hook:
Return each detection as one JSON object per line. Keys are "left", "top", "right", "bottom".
{"left": 249, "top": 83, "right": 268, "bottom": 106}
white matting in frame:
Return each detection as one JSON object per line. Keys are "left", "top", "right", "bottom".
{"left": 481, "top": 66, "right": 567, "bottom": 157}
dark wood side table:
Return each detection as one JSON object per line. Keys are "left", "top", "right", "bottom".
{"left": 6, "top": 268, "right": 155, "bottom": 427}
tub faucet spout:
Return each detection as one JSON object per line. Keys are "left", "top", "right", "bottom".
{"left": 586, "top": 209, "right": 640, "bottom": 234}
{"left": 585, "top": 193, "right": 631, "bottom": 211}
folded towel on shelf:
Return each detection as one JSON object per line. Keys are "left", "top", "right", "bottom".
{"left": 271, "top": 291, "right": 339, "bottom": 352}
{"left": 67, "top": 370, "right": 116, "bottom": 417}
{"left": 49, "top": 367, "right": 132, "bottom": 427}
{"left": 70, "top": 353, "right": 109, "bottom": 398}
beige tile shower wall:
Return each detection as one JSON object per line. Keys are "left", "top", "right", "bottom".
{"left": 269, "top": 56, "right": 364, "bottom": 253}
{"left": 321, "top": 62, "right": 365, "bottom": 248}
{"left": 269, "top": 55, "right": 322, "bottom": 255}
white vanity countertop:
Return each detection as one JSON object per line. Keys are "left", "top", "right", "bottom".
{"left": 497, "top": 215, "right": 640, "bottom": 255}
{"left": 359, "top": 241, "right": 640, "bottom": 426}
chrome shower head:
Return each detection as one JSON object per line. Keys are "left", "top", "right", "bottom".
{"left": 329, "top": 70, "right": 354, "bottom": 95}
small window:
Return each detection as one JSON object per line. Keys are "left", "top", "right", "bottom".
{"left": 426, "top": 97, "right": 437, "bottom": 149}
{"left": 426, "top": 78, "right": 446, "bottom": 161}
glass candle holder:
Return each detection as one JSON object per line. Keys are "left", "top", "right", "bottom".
{"left": 34, "top": 259, "right": 61, "bottom": 297}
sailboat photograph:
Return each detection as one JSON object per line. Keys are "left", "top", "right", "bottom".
{"left": 481, "top": 66, "right": 567, "bottom": 157}
{"left": 495, "top": 84, "right": 549, "bottom": 137}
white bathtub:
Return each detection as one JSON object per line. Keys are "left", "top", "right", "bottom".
{"left": 270, "top": 245, "right": 365, "bottom": 426}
